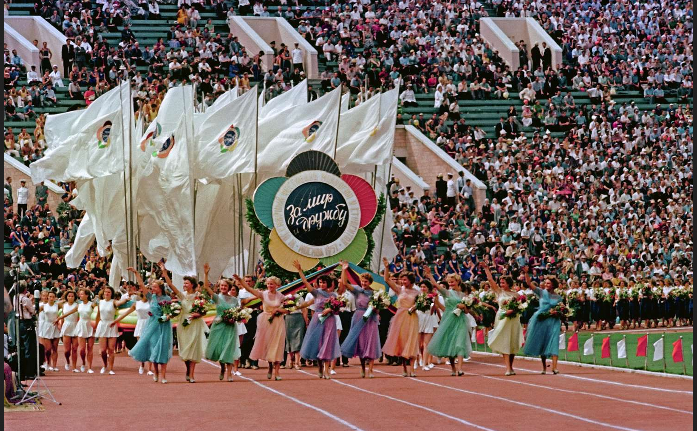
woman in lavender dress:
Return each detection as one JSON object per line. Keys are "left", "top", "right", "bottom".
{"left": 338, "top": 261, "right": 382, "bottom": 378}
{"left": 295, "top": 261, "right": 341, "bottom": 380}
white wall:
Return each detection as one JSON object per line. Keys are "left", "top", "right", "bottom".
{"left": 480, "top": 17, "right": 562, "bottom": 70}
{"left": 5, "top": 17, "right": 67, "bottom": 73}
{"left": 4, "top": 23, "right": 40, "bottom": 71}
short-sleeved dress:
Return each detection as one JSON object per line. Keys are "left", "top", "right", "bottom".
{"left": 75, "top": 302, "right": 94, "bottom": 338}
{"left": 176, "top": 292, "right": 208, "bottom": 363}
{"left": 340, "top": 286, "right": 382, "bottom": 360}
{"left": 250, "top": 291, "right": 287, "bottom": 363}
{"left": 38, "top": 302, "right": 60, "bottom": 339}
{"left": 205, "top": 294, "right": 241, "bottom": 364}
{"left": 134, "top": 300, "right": 152, "bottom": 338}
{"left": 428, "top": 289, "right": 471, "bottom": 358}
{"left": 382, "top": 287, "right": 420, "bottom": 359}
{"left": 60, "top": 302, "right": 79, "bottom": 337}
{"left": 300, "top": 289, "right": 341, "bottom": 361}
{"left": 524, "top": 288, "right": 562, "bottom": 358}
{"left": 129, "top": 294, "right": 173, "bottom": 364}
{"left": 487, "top": 290, "right": 524, "bottom": 355}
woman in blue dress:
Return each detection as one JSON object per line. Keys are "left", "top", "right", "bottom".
{"left": 115, "top": 267, "right": 174, "bottom": 384}
{"left": 522, "top": 268, "right": 562, "bottom": 374}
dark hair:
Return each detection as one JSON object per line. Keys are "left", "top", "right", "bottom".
{"left": 399, "top": 271, "right": 416, "bottom": 284}
{"left": 548, "top": 277, "right": 560, "bottom": 290}
{"left": 420, "top": 279, "right": 433, "bottom": 290}
{"left": 98, "top": 285, "right": 115, "bottom": 299}
{"left": 318, "top": 274, "right": 337, "bottom": 289}
{"left": 183, "top": 276, "right": 197, "bottom": 286}
{"left": 500, "top": 276, "right": 514, "bottom": 288}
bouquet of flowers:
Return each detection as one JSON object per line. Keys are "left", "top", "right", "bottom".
{"left": 629, "top": 287, "right": 640, "bottom": 301}
{"left": 282, "top": 296, "right": 299, "bottom": 312}
{"left": 319, "top": 297, "right": 347, "bottom": 323}
{"left": 454, "top": 294, "right": 479, "bottom": 317}
{"left": 640, "top": 284, "right": 652, "bottom": 298}
{"left": 499, "top": 295, "right": 528, "bottom": 319}
{"left": 593, "top": 287, "right": 606, "bottom": 302}
{"left": 481, "top": 290, "right": 497, "bottom": 305}
{"left": 182, "top": 294, "right": 209, "bottom": 327}
{"left": 566, "top": 290, "right": 580, "bottom": 308}
{"left": 538, "top": 302, "right": 574, "bottom": 321}
{"left": 411, "top": 292, "right": 436, "bottom": 314}
{"left": 617, "top": 288, "right": 630, "bottom": 301}
{"left": 364, "top": 290, "right": 391, "bottom": 320}
{"left": 158, "top": 300, "right": 182, "bottom": 323}
{"left": 604, "top": 288, "right": 616, "bottom": 303}
{"left": 221, "top": 307, "right": 252, "bottom": 325}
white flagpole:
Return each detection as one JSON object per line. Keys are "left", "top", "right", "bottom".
{"left": 332, "top": 83, "right": 343, "bottom": 160}
{"left": 117, "top": 79, "right": 132, "bottom": 282}
{"left": 127, "top": 82, "right": 136, "bottom": 282}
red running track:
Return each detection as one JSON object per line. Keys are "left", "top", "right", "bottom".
{"left": 5, "top": 351, "right": 692, "bottom": 431}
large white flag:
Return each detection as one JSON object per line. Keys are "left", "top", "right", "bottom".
{"left": 583, "top": 337, "right": 594, "bottom": 355}
{"left": 257, "top": 86, "right": 342, "bottom": 177}
{"left": 31, "top": 82, "right": 131, "bottom": 183}
{"left": 617, "top": 338, "right": 627, "bottom": 359}
{"left": 652, "top": 337, "right": 664, "bottom": 361}
{"left": 137, "top": 85, "right": 197, "bottom": 276}
{"left": 195, "top": 85, "right": 258, "bottom": 180}
{"left": 259, "top": 80, "right": 307, "bottom": 120}
{"left": 64, "top": 213, "right": 96, "bottom": 268}
{"left": 203, "top": 86, "right": 238, "bottom": 116}
{"left": 559, "top": 333, "right": 566, "bottom": 350}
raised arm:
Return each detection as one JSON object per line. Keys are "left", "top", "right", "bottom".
{"left": 382, "top": 257, "right": 400, "bottom": 294}
{"left": 233, "top": 274, "right": 262, "bottom": 300}
{"left": 423, "top": 265, "right": 447, "bottom": 296}
{"left": 158, "top": 261, "right": 181, "bottom": 298}
{"left": 481, "top": 262, "right": 501, "bottom": 293}
{"left": 339, "top": 260, "right": 355, "bottom": 292}
{"left": 111, "top": 303, "right": 136, "bottom": 327}
{"left": 522, "top": 266, "right": 541, "bottom": 296}
{"left": 293, "top": 260, "right": 316, "bottom": 293}
{"left": 127, "top": 267, "right": 146, "bottom": 291}
{"left": 202, "top": 263, "right": 215, "bottom": 298}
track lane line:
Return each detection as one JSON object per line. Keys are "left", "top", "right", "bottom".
{"left": 295, "top": 369, "right": 498, "bottom": 431}
{"left": 431, "top": 365, "right": 693, "bottom": 415}
{"left": 202, "top": 360, "right": 364, "bottom": 431}
{"left": 374, "top": 369, "right": 646, "bottom": 431}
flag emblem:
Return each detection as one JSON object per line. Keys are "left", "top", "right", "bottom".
{"left": 96, "top": 121, "right": 112, "bottom": 149}
{"left": 153, "top": 134, "right": 175, "bottom": 158}
{"left": 141, "top": 123, "right": 162, "bottom": 152}
{"left": 302, "top": 120, "right": 322, "bottom": 142}
{"left": 219, "top": 125, "right": 240, "bottom": 153}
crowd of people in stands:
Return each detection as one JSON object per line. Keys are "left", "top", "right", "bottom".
{"left": 3, "top": 0, "right": 693, "bottom": 336}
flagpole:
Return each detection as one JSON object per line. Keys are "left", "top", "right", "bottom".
{"left": 127, "top": 81, "right": 136, "bottom": 283}
{"left": 576, "top": 331, "right": 580, "bottom": 362}
{"left": 680, "top": 336, "right": 686, "bottom": 375}
{"left": 623, "top": 335, "right": 629, "bottom": 367}
{"left": 591, "top": 334, "right": 596, "bottom": 365}
{"left": 181, "top": 85, "right": 197, "bottom": 277}
{"left": 563, "top": 332, "right": 567, "bottom": 361}
{"left": 662, "top": 332, "right": 666, "bottom": 373}
{"left": 377, "top": 162, "right": 393, "bottom": 268}
{"left": 117, "top": 79, "right": 132, "bottom": 283}
{"left": 644, "top": 333, "right": 649, "bottom": 371}
{"left": 608, "top": 337, "right": 613, "bottom": 367}
{"left": 249, "top": 86, "right": 261, "bottom": 276}
{"left": 332, "top": 83, "right": 343, "bottom": 160}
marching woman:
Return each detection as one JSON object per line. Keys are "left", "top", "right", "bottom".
{"left": 424, "top": 268, "right": 471, "bottom": 376}
{"left": 159, "top": 263, "right": 207, "bottom": 383}
{"left": 295, "top": 261, "right": 341, "bottom": 380}
{"left": 38, "top": 290, "right": 61, "bottom": 372}
{"left": 284, "top": 287, "right": 311, "bottom": 371}
{"left": 202, "top": 264, "right": 241, "bottom": 382}
{"left": 338, "top": 260, "right": 382, "bottom": 378}
{"left": 37, "top": 290, "right": 48, "bottom": 371}
{"left": 229, "top": 279, "right": 247, "bottom": 376}
{"left": 94, "top": 285, "right": 130, "bottom": 375}
{"left": 416, "top": 279, "right": 439, "bottom": 371}
{"left": 74, "top": 288, "right": 96, "bottom": 372}
{"left": 522, "top": 269, "right": 562, "bottom": 374}
{"left": 233, "top": 274, "right": 288, "bottom": 381}
{"left": 121, "top": 267, "right": 174, "bottom": 383}
{"left": 58, "top": 290, "right": 79, "bottom": 372}
{"left": 381, "top": 257, "right": 420, "bottom": 377}
{"left": 106, "top": 270, "right": 152, "bottom": 375}
{"left": 483, "top": 263, "right": 523, "bottom": 376}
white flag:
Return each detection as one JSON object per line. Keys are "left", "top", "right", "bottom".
{"left": 341, "top": 92, "right": 350, "bottom": 113}
{"left": 31, "top": 82, "right": 131, "bottom": 183}
{"left": 559, "top": 333, "right": 566, "bottom": 350}
{"left": 137, "top": 85, "right": 197, "bottom": 276}
{"left": 583, "top": 337, "right": 594, "bottom": 355}
{"left": 617, "top": 338, "right": 627, "bottom": 359}
{"left": 206, "top": 86, "right": 238, "bottom": 116}
{"left": 259, "top": 79, "right": 307, "bottom": 120}
{"left": 652, "top": 338, "right": 664, "bottom": 361}
{"left": 470, "top": 329, "right": 476, "bottom": 343}
{"left": 64, "top": 213, "right": 96, "bottom": 268}
{"left": 195, "top": 85, "right": 258, "bottom": 180}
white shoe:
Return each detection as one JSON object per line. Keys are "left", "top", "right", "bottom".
{"left": 80, "top": 365, "right": 85, "bottom": 372}
{"left": 445, "top": 360, "right": 451, "bottom": 365}
{"left": 329, "top": 370, "right": 337, "bottom": 375}
{"left": 100, "top": 367, "right": 106, "bottom": 374}
{"left": 427, "top": 363, "right": 435, "bottom": 370}
{"left": 422, "top": 367, "right": 429, "bottom": 371}
{"left": 52, "top": 367, "right": 59, "bottom": 372}
{"left": 87, "top": 369, "right": 94, "bottom": 374}
{"left": 463, "top": 357, "right": 471, "bottom": 362}
{"left": 234, "top": 371, "right": 241, "bottom": 376}
{"left": 161, "top": 379, "right": 167, "bottom": 384}
{"left": 72, "top": 369, "right": 80, "bottom": 373}
{"left": 413, "top": 361, "right": 418, "bottom": 370}
{"left": 65, "top": 364, "right": 70, "bottom": 371}
{"left": 419, "top": 358, "right": 424, "bottom": 367}
{"left": 139, "top": 366, "right": 144, "bottom": 375}
{"left": 147, "top": 371, "right": 154, "bottom": 376}
{"left": 41, "top": 364, "right": 47, "bottom": 370}
{"left": 108, "top": 371, "right": 116, "bottom": 375}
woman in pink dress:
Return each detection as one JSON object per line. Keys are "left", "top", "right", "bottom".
{"left": 381, "top": 258, "right": 420, "bottom": 377}
{"left": 234, "top": 274, "right": 288, "bottom": 381}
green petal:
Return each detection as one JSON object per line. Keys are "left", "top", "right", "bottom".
{"left": 253, "top": 177, "right": 286, "bottom": 229}
{"left": 320, "top": 229, "right": 368, "bottom": 266}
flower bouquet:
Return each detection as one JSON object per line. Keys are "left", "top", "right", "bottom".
{"left": 499, "top": 295, "right": 528, "bottom": 319}
{"left": 618, "top": 288, "right": 630, "bottom": 301}
{"left": 629, "top": 287, "right": 640, "bottom": 301}
{"left": 364, "top": 290, "right": 391, "bottom": 320}
{"left": 454, "top": 294, "right": 479, "bottom": 317}
{"left": 410, "top": 292, "right": 437, "bottom": 314}
{"left": 538, "top": 302, "right": 574, "bottom": 321}
{"left": 319, "top": 297, "right": 347, "bottom": 323}
{"left": 182, "top": 294, "right": 209, "bottom": 327}
{"left": 158, "top": 300, "right": 182, "bottom": 322}
{"left": 221, "top": 307, "right": 252, "bottom": 325}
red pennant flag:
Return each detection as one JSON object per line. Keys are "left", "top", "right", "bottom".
{"left": 636, "top": 335, "right": 648, "bottom": 357}
{"left": 567, "top": 333, "right": 579, "bottom": 352}
{"left": 601, "top": 336, "right": 611, "bottom": 359}
{"left": 672, "top": 339, "right": 684, "bottom": 363}
{"left": 476, "top": 329, "right": 485, "bottom": 344}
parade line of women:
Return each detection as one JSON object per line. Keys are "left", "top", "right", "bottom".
{"left": 36, "top": 259, "right": 569, "bottom": 381}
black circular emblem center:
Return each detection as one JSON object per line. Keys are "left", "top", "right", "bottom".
{"left": 283, "top": 182, "right": 349, "bottom": 246}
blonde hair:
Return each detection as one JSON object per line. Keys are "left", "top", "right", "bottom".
{"left": 446, "top": 273, "right": 462, "bottom": 285}
{"left": 266, "top": 276, "right": 282, "bottom": 287}
{"left": 359, "top": 273, "right": 374, "bottom": 284}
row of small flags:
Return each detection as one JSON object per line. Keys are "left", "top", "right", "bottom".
{"left": 471, "top": 330, "right": 691, "bottom": 373}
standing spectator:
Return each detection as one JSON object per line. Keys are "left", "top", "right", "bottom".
{"left": 291, "top": 43, "right": 303, "bottom": 73}
{"left": 4, "top": 177, "right": 12, "bottom": 206}
{"left": 17, "top": 180, "right": 28, "bottom": 217}
{"left": 35, "top": 181, "right": 48, "bottom": 208}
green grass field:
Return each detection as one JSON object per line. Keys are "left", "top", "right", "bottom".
{"left": 470, "top": 330, "right": 693, "bottom": 376}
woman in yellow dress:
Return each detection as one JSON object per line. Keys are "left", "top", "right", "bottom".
{"left": 483, "top": 263, "right": 524, "bottom": 376}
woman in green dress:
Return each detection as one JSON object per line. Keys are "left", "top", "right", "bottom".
{"left": 423, "top": 268, "right": 472, "bottom": 376}
{"left": 202, "top": 264, "right": 241, "bottom": 382}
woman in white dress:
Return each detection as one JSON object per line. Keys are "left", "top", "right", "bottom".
{"left": 38, "top": 290, "right": 61, "bottom": 371}
{"left": 94, "top": 286, "right": 129, "bottom": 375}
{"left": 58, "top": 288, "right": 96, "bottom": 373}
{"left": 59, "top": 290, "right": 79, "bottom": 372}
{"left": 416, "top": 280, "right": 439, "bottom": 371}
{"left": 37, "top": 290, "right": 48, "bottom": 370}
